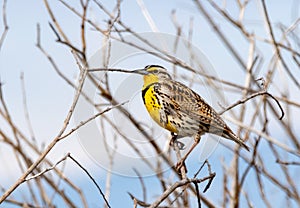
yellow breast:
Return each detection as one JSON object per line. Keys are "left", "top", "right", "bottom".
{"left": 143, "top": 85, "right": 161, "bottom": 123}
{"left": 142, "top": 84, "right": 178, "bottom": 133}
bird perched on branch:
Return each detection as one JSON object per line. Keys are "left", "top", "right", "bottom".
{"left": 133, "top": 65, "right": 249, "bottom": 168}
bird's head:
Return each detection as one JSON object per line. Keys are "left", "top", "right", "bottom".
{"left": 133, "top": 65, "right": 172, "bottom": 86}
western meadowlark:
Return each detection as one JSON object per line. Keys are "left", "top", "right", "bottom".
{"left": 133, "top": 65, "right": 249, "bottom": 167}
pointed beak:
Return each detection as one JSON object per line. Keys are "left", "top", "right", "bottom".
{"left": 131, "top": 68, "right": 149, "bottom": 75}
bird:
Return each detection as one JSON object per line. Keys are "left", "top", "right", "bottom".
{"left": 133, "top": 65, "right": 249, "bottom": 168}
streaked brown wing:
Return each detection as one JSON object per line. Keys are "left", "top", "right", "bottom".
{"left": 157, "top": 80, "right": 228, "bottom": 132}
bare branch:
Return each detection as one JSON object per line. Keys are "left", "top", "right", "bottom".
{"left": 149, "top": 174, "right": 216, "bottom": 208}
{"left": 25, "top": 153, "right": 70, "bottom": 181}
{"left": 0, "top": 0, "right": 9, "bottom": 51}
{"left": 261, "top": 0, "right": 300, "bottom": 89}
{"left": 68, "top": 154, "right": 111, "bottom": 208}
{"left": 219, "top": 90, "right": 284, "bottom": 120}
{"left": 276, "top": 159, "right": 300, "bottom": 166}
{"left": 0, "top": 67, "right": 88, "bottom": 203}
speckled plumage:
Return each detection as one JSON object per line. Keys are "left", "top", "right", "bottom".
{"left": 136, "top": 65, "right": 249, "bottom": 151}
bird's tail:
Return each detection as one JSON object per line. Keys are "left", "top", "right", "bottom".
{"left": 223, "top": 128, "right": 250, "bottom": 151}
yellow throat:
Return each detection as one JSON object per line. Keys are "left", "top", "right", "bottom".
{"left": 142, "top": 73, "right": 159, "bottom": 90}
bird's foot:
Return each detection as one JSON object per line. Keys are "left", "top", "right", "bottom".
{"left": 175, "top": 140, "right": 185, "bottom": 150}
{"left": 169, "top": 139, "right": 185, "bottom": 150}
{"left": 169, "top": 133, "right": 185, "bottom": 150}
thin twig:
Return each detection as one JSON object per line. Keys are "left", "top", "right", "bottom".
{"left": 25, "top": 153, "right": 70, "bottom": 181}
{"left": 194, "top": 0, "right": 247, "bottom": 69}
{"left": 59, "top": 101, "right": 128, "bottom": 140}
{"left": 149, "top": 174, "right": 216, "bottom": 208}
{"left": 133, "top": 168, "right": 147, "bottom": 203}
{"left": 49, "top": 23, "right": 85, "bottom": 59}
{"left": 276, "top": 160, "right": 300, "bottom": 166}
{"left": 68, "top": 154, "right": 111, "bottom": 208}
{"left": 219, "top": 90, "right": 284, "bottom": 120}
{"left": 193, "top": 181, "right": 201, "bottom": 208}
{"left": 261, "top": 0, "right": 300, "bottom": 89}
{"left": 20, "top": 72, "right": 36, "bottom": 142}
{"left": 0, "top": 67, "right": 88, "bottom": 203}
{"left": 0, "top": 0, "right": 9, "bottom": 51}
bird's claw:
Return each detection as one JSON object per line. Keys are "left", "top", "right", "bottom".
{"left": 169, "top": 137, "right": 185, "bottom": 150}
{"left": 176, "top": 141, "right": 185, "bottom": 150}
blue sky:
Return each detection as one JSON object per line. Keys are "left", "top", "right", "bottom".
{"left": 0, "top": 0, "right": 299, "bottom": 207}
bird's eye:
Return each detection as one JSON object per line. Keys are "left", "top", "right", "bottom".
{"left": 152, "top": 69, "right": 159, "bottom": 74}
